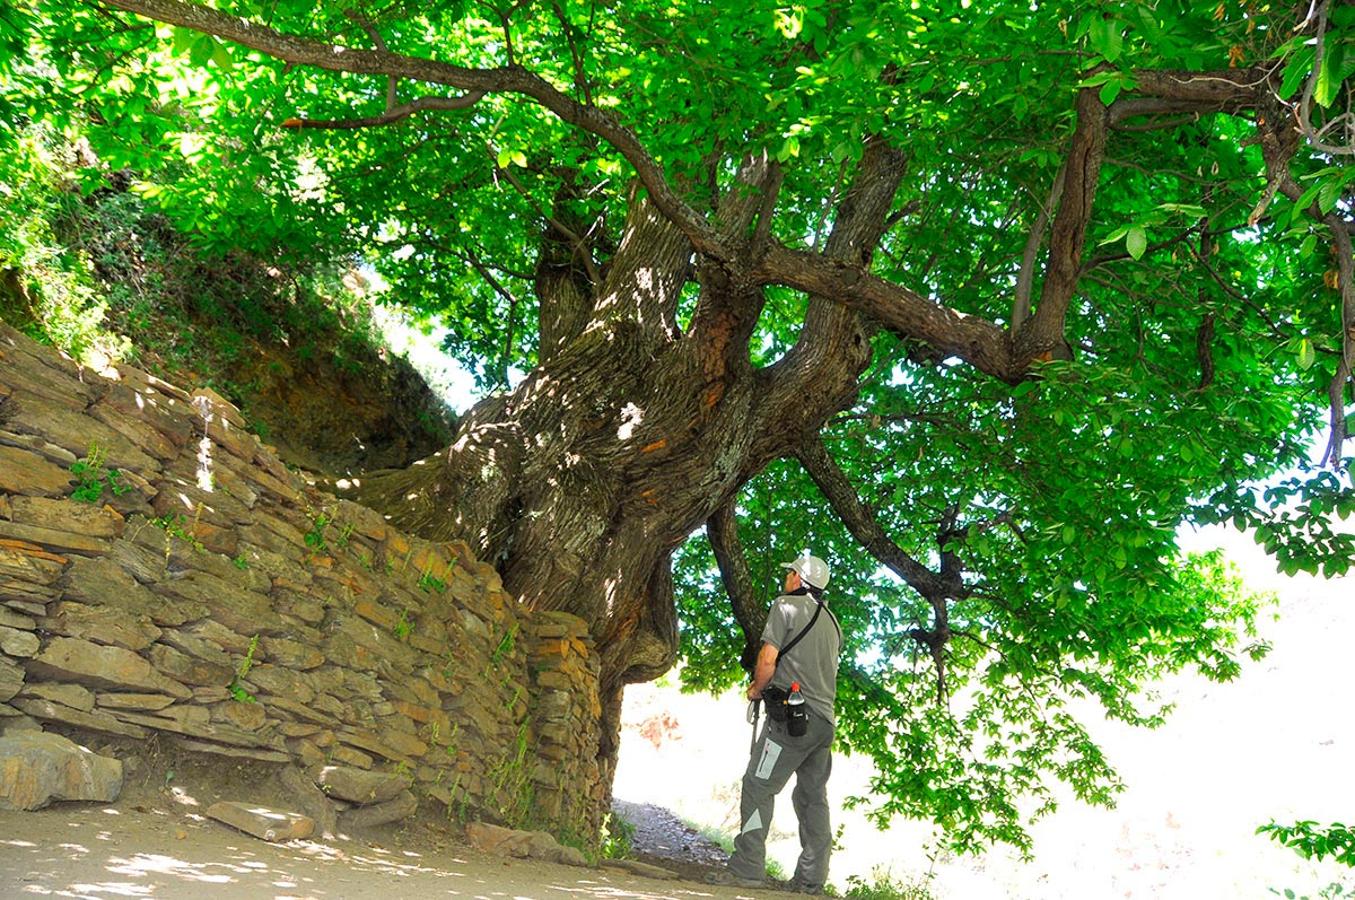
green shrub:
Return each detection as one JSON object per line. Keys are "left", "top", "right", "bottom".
{"left": 599, "top": 812, "right": 636, "bottom": 860}
{"left": 1259, "top": 820, "right": 1355, "bottom": 868}
{"left": 841, "top": 868, "right": 936, "bottom": 900}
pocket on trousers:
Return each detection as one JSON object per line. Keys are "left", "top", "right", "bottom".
{"left": 754, "top": 738, "right": 783, "bottom": 780}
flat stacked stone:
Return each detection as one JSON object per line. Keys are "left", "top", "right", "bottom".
{"left": 0, "top": 323, "right": 606, "bottom": 840}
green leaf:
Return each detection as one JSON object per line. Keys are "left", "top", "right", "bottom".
{"left": 1075, "top": 70, "right": 1117, "bottom": 88}
{"left": 171, "top": 26, "right": 196, "bottom": 55}
{"left": 1318, "top": 177, "right": 1342, "bottom": 214}
{"left": 1294, "top": 180, "right": 1324, "bottom": 213}
{"left": 1098, "top": 224, "right": 1130, "bottom": 245}
{"left": 1088, "top": 16, "right": 1123, "bottom": 63}
{"left": 1156, "top": 203, "right": 1207, "bottom": 218}
{"left": 1315, "top": 40, "right": 1347, "bottom": 107}
{"left": 1297, "top": 338, "right": 1316, "bottom": 370}
{"left": 1099, "top": 79, "right": 1122, "bottom": 106}
{"left": 1278, "top": 47, "right": 1315, "bottom": 99}
{"left": 496, "top": 148, "right": 511, "bottom": 168}
{"left": 189, "top": 34, "right": 215, "bottom": 67}
{"left": 210, "top": 42, "right": 234, "bottom": 71}
{"left": 1126, "top": 225, "right": 1147, "bottom": 260}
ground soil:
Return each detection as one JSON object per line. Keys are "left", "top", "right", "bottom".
{"left": 0, "top": 798, "right": 755, "bottom": 900}
{"left": 0, "top": 733, "right": 756, "bottom": 900}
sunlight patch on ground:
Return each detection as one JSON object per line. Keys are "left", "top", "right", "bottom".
{"left": 55, "top": 883, "right": 153, "bottom": 898}
{"left": 107, "top": 853, "right": 234, "bottom": 883}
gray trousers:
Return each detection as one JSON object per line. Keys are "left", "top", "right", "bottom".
{"left": 728, "top": 709, "right": 834, "bottom": 887}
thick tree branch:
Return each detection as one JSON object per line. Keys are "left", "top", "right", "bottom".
{"left": 795, "top": 436, "right": 954, "bottom": 703}
{"left": 796, "top": 437, "right": 946, "bottom": 599}
{"left": 687, "top": 153, "right": 781, "bottom": 362}
{"left": 707, "top": 500, "right": 764, "bottom": 673}
{"left": 753, "top": 242, "right": 1016, "bottom": 380}
{"left": 587, "top": 190, "right": 691, "bottom": 340}
{"left": 1109, "top": 98, "right": 1225, "bottom": 128}
{"left": 1012, "top": 164, "right": 1066, "bottom": 332}
{"left": 96, "top": 0, "right": 731, "bottom": 264}
{"left": 750, "top": 139, "right": 909, "bottom": 468}
{"left": 1130, "top": 66, "right": 1271, "bottom": 106}
{"left": 1015, "top": 88, "right": 1109, "bottom": 362}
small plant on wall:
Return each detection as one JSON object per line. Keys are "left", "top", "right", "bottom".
{"left": 70, "top": 442, "right": 132, "bottom": 503}
{"left": 228, "top": 634, "right": 260, "bottom": 703}
{"left": 303, "top": 510, "right": 331, "bottom": 553}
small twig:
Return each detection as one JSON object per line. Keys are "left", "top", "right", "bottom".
{"left": 881, "top": 199, "right": 921, "bottom": 232}
{"left": 1080, "top": 224, "right": 1202, "bottom": 272}
{"left": 344, "top": 10, "right": 398, "bottom": 110}
{"left": 811, "top": 158, "right": 849, "bottom": 248}
{"left": 1184, "top": 236, "right": 1289, "bottom": 339}
{"left": 550, "top": 0, "right": 592, "bottom": 105}
{"left": 1294, "top": 0, "right": 1355, "bottom": 156}
{"left": 492, "top": 151, "right": 602, "bottom": 287}
{"left": 282, "top": 92, "right": 486, "bottom": 129}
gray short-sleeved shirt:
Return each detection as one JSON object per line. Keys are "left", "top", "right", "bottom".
{"left": 761, "top": 591, "right": 841, "bottom": 727}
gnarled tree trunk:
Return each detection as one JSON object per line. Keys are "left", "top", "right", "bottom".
{"left": 342, "top": 145, "right": 907, "bottom": 806}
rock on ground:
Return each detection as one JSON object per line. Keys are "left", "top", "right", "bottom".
{"left": 205, "top": 800, "right": 314, "bottom": 842}
{"left": 465, "top": 820, "right": 589, "bottom": 867}
{"left": 0, "top": 731, "right": 123, "bottom": 810}
{"left": 279, "top": 766, "right": 338, "bottom": 838}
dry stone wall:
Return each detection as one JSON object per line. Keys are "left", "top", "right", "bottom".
{"left": 0, "top": 322, "right": 604, "bottom": 837}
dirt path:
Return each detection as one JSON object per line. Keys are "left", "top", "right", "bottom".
{"left": 611, "top": 798, "right": 731, "bottom": 883}
{"left": 0, "top": 804, "right": 755, "bottom": 900}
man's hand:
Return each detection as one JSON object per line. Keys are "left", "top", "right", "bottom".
{"left": 746, "top": 683, "right": 763, "bottom": 701}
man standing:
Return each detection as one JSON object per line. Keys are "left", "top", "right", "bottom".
{"left": 709, "top": 552, "right": 842, "bottom": 894}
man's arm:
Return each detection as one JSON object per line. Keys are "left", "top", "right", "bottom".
{"left": 746, "top": 642, "right": 779, "bottom": 700}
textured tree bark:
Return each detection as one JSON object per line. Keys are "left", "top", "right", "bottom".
{"left": 342, "top": 146, "right": 910, "bottom": 820}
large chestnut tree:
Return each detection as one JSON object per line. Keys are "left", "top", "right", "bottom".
{"left": 5, "top": 0, "right": 1353, "bottom": 851}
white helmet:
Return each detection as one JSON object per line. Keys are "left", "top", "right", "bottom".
{"left": 782, "top": 553, "right": 830, "bottom": 590}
